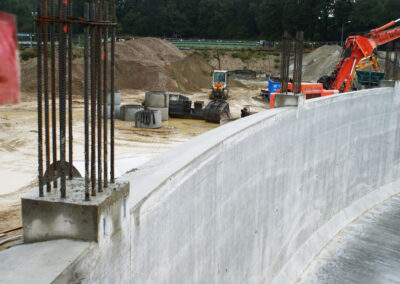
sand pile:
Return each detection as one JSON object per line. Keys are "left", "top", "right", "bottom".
{"left": 301, "top": 45, "right": 342, "bottom": 82}
{"left": 21, "top": 37, "right": 219, "bottom": 94}
{"left": 115, "top": 37, "right": 184, "bottom": 67}
{"left": 170, "top": 54, "right": 214, "bottom": 91}
{"left": 21, "top": 56, "right": 86, "bottom": 95}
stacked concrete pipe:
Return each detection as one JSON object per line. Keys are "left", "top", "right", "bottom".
{"left": 119, "top": 104, "right": 144, "bottom": 121}
{"left": 144, "top": 91, "right": 169, "bottom": 121}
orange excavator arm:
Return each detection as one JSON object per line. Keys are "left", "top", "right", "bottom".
{"left": 321, "top": 19, "right": 400, "bottom": 92}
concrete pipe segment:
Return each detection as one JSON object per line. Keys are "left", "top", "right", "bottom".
{"left": 146, "top": 107, "right": 169, "bottom": 121}
{"left": 135, "top": 109, "right": 162, "bottom": 129}
{"left": 102, "top": 105, "right": 121, "bottom": 119}
{"left": 144, "top": 91, "right": 169, "bottom": 108}
{"left": 120, "top": 104, "right": 144, "bottom": 121}
{"left": 106, "top": 91, "right": 121, "bottom": 106}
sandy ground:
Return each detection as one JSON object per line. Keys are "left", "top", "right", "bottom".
{"left": 0, "top": 81, "right": 269, "bottom": 246}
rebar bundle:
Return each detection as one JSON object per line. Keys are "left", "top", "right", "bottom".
{"left": 293, "top": 31, "right": 304, "bottom": 94}
{"left": 280, "top": 31, "right": 290, "bottom": 94}
{"left": 394, "top": 41, "right": 399, "bottom": 81}
{"left": 385, "top": 42, "right": 393, "bottom": 79}
{"left": 385, "top": 41, "right": 400, "bottom": 80}
{"left": 280, "top": 31, "right": 304, "bottom": 94}
{"left": 35, "top": 0, "right": 116, "bottom": 201}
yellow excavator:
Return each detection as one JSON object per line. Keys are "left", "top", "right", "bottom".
{"left": 210, "top": 70, "right": 229, "bottom": 100}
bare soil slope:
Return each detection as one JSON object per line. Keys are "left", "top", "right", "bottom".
{"left": 301, "top": 45, "right": 342, "bottom": 82}
{"left": 21, "top": 37, "right": 221, "bottom": 94}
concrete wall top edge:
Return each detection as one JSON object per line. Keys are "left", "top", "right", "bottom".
{"left": 122, "top": 84, "right": 398, "bottom": 212}
{"left": 124, "top": 83, "right": 400, "bottom": 284}
{"left": 121, "top": 107, "right": 292, "bottom": 209}
{"left": 303, "top": 86, "right": 395, "bottom": 108}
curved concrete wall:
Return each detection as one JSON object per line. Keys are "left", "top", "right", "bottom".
{"left": 118, "top": 84, "right": 400, "bottom": 283}
{"left": 2, "top": 85, "right": 400, "bottom": 283}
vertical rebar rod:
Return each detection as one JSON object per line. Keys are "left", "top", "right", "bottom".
{"left": 84, "top": 2, "right": 90, "bottom": 201}
{"left": 96, "top": 1, "right": 103, "bottom": 193}
{"left": 43, "top": 0, "right": 51, "bottom": 192}
{"left": 50, "top": 0, "right": 58, "bottom": 188}
{"left": 90, "top": 1, "right": 97, "bottom": 196}
{"left": 103, "top": 1, "right": 109, "bottom": 188}
{"left": 68, "top": 0, "right": 74, "bottom": 179}
{"left": 36, "top": 0, "right": 44, "bottom": 197}
{"left": 394, "top": 42, "right": 399, "bottom": 81}
{"left": 385, "top": 43, "right": 392, "bottom": 80}
{"left": 293, "top": 31, "right": 304, "bottom": 94}
{"left": 110, "top": 2, "right": 115, "bottom": 183}
{"left": 59, "top": 0, "right": 67, "bottom": 198}
{"left": 280, "top": 31, "right": 290, "bottom": 94}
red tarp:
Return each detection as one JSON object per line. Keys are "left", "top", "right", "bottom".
{"left": 0, "top": 11, "right": 20, "bottom": 105}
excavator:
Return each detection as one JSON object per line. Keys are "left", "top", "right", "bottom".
{"left": 209, "top": 49, "right": 229, "bottom": 100}
{"left": 318, "top": 18, "right": 400, "bottom": 92}
{"left": 210, "top": 70, "right": 229, "bottom": 100}
{"left": 203, "top": 49, "right": 232, "bottom": 123}
{"left": 269, "top": 19, "right": 400, "bottom": 108}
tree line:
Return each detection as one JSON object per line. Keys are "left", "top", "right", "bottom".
{"left": 1, "top": 0, "right": 399, "bottom": 41}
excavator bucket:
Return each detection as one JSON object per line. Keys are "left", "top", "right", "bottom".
{"left": 203, "top": 100, "right": 232, "bottom": 123}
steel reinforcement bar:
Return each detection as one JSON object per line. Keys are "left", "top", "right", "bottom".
{"left": 35, "top": 0, "right": 116, "bottom": 201}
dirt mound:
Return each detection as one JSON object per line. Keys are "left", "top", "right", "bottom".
{"left": 170, "top": 54, "right": 214, "bottom": 91}
{"left": 115, "top": 37, "right": 185, "bottom": 67}
{"left": 301, "top": 45, "right": 342, "bottom": 82}
{"left": 21, "top": 55, "right": 86, "bottom": 96}
{"left": 21, "top": 37, "right": 219, "bottom": 95}
{"left": 230, "top": 79, "right": 245, "bottom": 88}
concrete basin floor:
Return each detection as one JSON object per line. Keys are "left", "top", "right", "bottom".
{"left": 298, "top": 194, "right": 400, "bottom": 284}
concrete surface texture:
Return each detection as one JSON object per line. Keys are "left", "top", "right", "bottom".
{"left": 120, "top": 85, "right": 400, "bottom": 284}
{"left": 274, "top": 93, "right": 300, "bottom": 107}
{"left": 298, "top": 194, "right": 400, "bottom": 284}
{"left": 1, "top": 84, "right": 400, "bottom": 283}
{"left": 0, "top": 239, "right": 91, "bottom": 284}
{"left": 22, "top": 180, "right": 129, "bottom": 243}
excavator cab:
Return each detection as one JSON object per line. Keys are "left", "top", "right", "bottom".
{"left": 210, "top": 70, "right": 229, "bottom": 100}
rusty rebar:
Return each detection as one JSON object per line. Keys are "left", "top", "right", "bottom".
{"left": 50, "top": 0, "right": 57, "bottom": 188}
{"left": 110, "top": 2, "right": 115, "bottom": 183}
{"left": 293, "top": 31, "right": 304, "bottom": 94}
{"left": 96, "top": 1, "right": 103, "bottom": 193}
{"left": 385, "top": 42, "right": 393, "bottom": 80}
{"left": 103, "top": 1, "right": 109, "bottom": 188}
{"left": 43, "top": 0, "right": 51, "bottom": 192}
{"left": 37, "top": 0, "right": 44, "bottom": 197}
{"left": 280, "top": 31, "right": 290, "bottom": 94}
{"left": 58, "top": 0, "right": 67, "bottom": 198}
{"left": 90, "top": 1, "right": 97, "bottom": 196}
{"left": 34, "top": 16, "right": 116, "bottom": 25}
{"left": 394, "top": 42, "right": 399, "bottom": 81}
{"left": 84, "top": 2, "right": 90, "bottom": 201}
{"left": 35, "top": 0, "right": 116, "bottom": 200}
{"left": 68, "top": 0, "right": 73, "bottom": 179}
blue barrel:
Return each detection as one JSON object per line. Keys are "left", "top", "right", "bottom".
{"left": 268, "top": 78, "right": 281, "bottom": 100}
